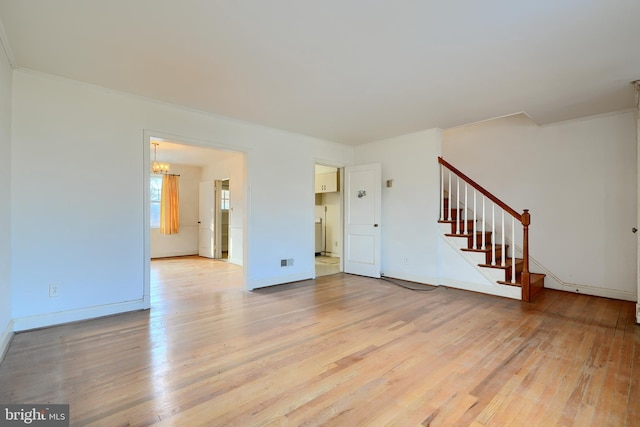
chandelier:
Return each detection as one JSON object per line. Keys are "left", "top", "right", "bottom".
{"left": 151, "top": 142, "right": 170, "bottom": 174}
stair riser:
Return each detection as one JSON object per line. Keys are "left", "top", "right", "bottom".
{"left": 444, "top": 233, "right": 493, "bottom": 249}
{"left": 465, "top": 233, "right": 492, "bottom": 249}
{"left": 447, "top": 221, "right": 475, "bottom": 234}
{"left": 505, "top": 265, "right": 523, "bottom": 282}
{"left": 478, "top": 260, "right": 523, "bottom": 282}
{"left": 441, "top": 210, "right": 465, "bottom": 220}
{"left": 485, "top": 249, "right": 506, "bottom": 265}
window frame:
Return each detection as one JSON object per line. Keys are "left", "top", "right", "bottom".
{"left": 150, "top": 175, "right": 163, "bottom": 229}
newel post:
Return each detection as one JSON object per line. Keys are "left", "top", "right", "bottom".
{"left": 521, "top": 209, "right": 531, "bottom": 302}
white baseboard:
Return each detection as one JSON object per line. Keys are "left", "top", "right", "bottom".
{"left": 544, "top": 281, "right": 636, "bottom": 302}
{"left": 0, "top": 319, "right": 14, "bottom": 363}
{"left": 636, "top": 303, "right": 640, "bottom": 324}
{"left": 381, "top": 271, "right": 440, "bottom": 287}
{"left": 13, "top": 299, "right": 145, "bottom": 332}
{"left": 228, "top": 257, "right": 243, "bottom": 266}
{"left": 440, "top": 277, "right": 521, "bottom": 300}
{"left": 381, "top": 268, "right": 520, "bottom": 300}
{"left": 151, "top": 251, "right": 198, "bottom": 259}
{"left": 248, "top": 271, "right": 314, "bottom": 291}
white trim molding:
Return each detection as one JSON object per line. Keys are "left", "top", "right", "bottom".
{"left": 635, "top": 80, "right": 640, "bottom": 324}
{"left": 0, "top": 17, "right": 16, "bottom": 68}
{"left": 0, "top": 319, "right": 14, "bottom": 363}
{"left": 247, "top": 271, "right": 314, "bottom": 291}
{"left": 543, "top": 282, "right": 636, "bottom": 303}
{"left": 438, "top": 278, "right": 521, "bottom": 300}
{"left": 13, "top": 300, "right": 145, "bottom": 332}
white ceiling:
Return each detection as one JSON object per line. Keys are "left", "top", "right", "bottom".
{"left": 150, "top": 138, "right": 237, "bottom": 166}
{"left": 1, "top": 1, "right": 639, "bottom": 145}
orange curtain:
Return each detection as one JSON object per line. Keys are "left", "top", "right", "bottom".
{"left": 160, "top": 174, "right": 179, "bottom": 235}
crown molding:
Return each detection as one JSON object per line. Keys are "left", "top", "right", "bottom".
{"left": 0, "top": 16, "right": 16, "bottom": 68}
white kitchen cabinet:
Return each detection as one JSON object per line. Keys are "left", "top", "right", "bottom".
{"left": 315, "top": 172, "right": 339, "bottom": 193}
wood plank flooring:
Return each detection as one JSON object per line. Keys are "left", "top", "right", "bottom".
{"left": 0, "top": 256, "right": 638, "bottom": 426}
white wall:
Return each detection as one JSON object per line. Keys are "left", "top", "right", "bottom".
{"left": 150, "top": 164, "right": 201, "bottom": 258}
{"left": 11, "top": 70, "right": 353, "bottom": 330}
{"left": 0, "top": 42, "right": 13, "bottom": 356}
{"left": 443, "top": 111, "right": 638, "bottom": 301}
{"left": 354, "top": 129, "right": 444, "bottom": 284}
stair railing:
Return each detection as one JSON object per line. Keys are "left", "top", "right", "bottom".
{"left": 438, "top": 157, "right": 533, "bottom": 302}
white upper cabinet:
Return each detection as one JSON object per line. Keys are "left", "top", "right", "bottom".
{"left": 315, "top": 172, "right": 339, "bottom": 193}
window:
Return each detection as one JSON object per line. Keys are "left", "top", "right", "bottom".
{"left": 221, "top": 189, "right": 230, "bottom": 210}
{"left": 150, "top": 176, "right": 162, "bottom": 228}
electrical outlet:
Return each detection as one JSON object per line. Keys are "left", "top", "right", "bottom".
{"left": 403, "top": 257, "right": 409, "bottom": 265}
{"left": 287, "top": 258, "right": 294, "bottom": 266}
{"left": 49, "top": 284, "right": 59, "bottom": 298}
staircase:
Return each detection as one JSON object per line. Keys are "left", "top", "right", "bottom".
{"left": 438, "top": 157, "right": 545, "bottom": 302}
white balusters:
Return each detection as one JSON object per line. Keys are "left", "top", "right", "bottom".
{"left": 439, "top": 160, "right": 529, "bottom": 292}
{"left": 464, "top": 183, "right": 468, "bottom": 234}
{"left": 501, "top": 210, "right": 505, "bottom": 266}
{"left": 456, "top": 177, "right": 460, "bottom": 234}
{"left": 482, "top": 195, "right": 486, "bottom": 249}
{"left": 447, "top": 170, "right": 452, "bottom": 221}
{"left": 440, "top": 165, "right": 444, "bottom": 221}
{"left": 511, "top": 216, "right": 516, "bottom": 283}
{"left": 473, "top": 190, "right": 477, "bottom": 249}
{"left": 491, "top": 204, "right": 496, "bottom": 266}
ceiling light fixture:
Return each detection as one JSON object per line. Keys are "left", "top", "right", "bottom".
{"left": 151, "top": 142, "right": 170, "bottom": 174}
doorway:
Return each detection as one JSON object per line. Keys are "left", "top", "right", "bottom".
{"left": 314, "top": 164, "right": 343, "bottom": 277}
{"left": 220, "top": 179, "right": 230, "bottom": 260}
{"left": 143, "top": 131, "right": 247, "bottom": 308}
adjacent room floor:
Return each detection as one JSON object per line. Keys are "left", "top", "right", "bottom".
{"left": 0, "top": 257, "right": 638, "bottom": 425}
{"left": 315, "top": 255, "right": 340, "bottom": 277}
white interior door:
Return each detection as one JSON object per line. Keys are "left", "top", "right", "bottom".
{"left": 344, "top": 163, "right": 381, "bottom": 277}
{"left": 199, "top": 181, "right": 215, "bottom": 258}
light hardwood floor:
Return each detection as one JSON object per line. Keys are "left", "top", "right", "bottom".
{"left": 1, "top": 256, "right": 639, "bottom": 426}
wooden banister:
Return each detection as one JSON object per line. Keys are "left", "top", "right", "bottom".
{"left": 439, "top": 157, "right": 532, "bottom": 302}
{"left": 438, "top": 157, "right": 521, "bottom": 222}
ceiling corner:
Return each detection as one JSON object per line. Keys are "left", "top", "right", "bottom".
{"left": 0, "top": 15, "right": 16, "bottom": 68}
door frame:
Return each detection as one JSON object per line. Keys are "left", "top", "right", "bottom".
{"left": 313, "top": 160, "right": 345, "bottom": 277}
{"left": 214, "top": 179, "right": 223, "bottom": 259}
{"left": 635, "top": 81, "right": 640, "bottom": 324}
{"left": 219, "top": 178, "right": 230, "bottom": 259}
{"left": 143, "top": 130, "right": 249, "bottom": 308}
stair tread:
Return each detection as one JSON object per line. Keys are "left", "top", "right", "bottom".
{"left": 445, "top": 231, "right": 491, "bottom": 237}
{"left": 461, "top": 244, "right": 508, "bottom": 253}
{"left": 497, "top": 273, "right": 546, "bottom": 287}
{"left": 478, "top": 258, "right": 523, "bottom": 269}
